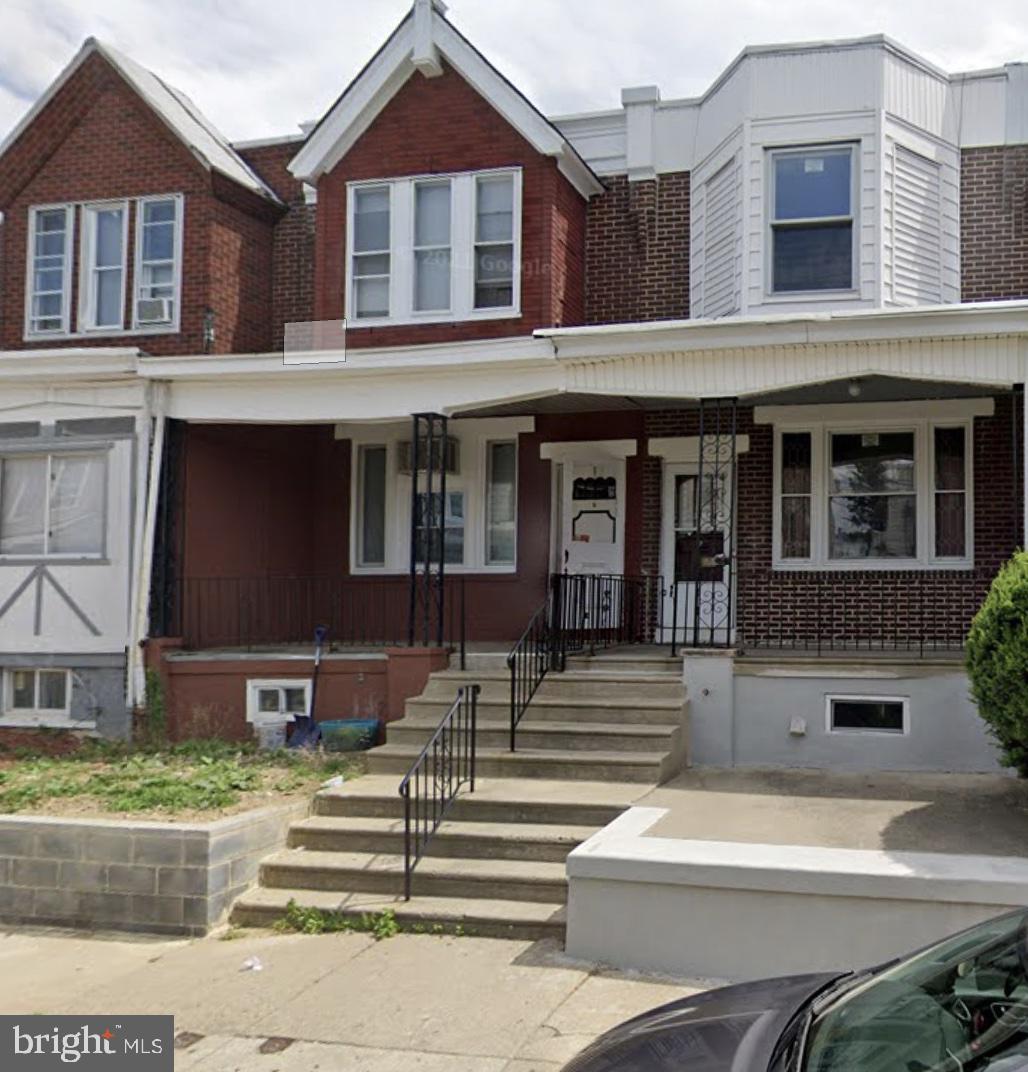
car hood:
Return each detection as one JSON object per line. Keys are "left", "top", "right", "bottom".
{"left": 562, "top": 972, "right": 844, "bottom": 1072}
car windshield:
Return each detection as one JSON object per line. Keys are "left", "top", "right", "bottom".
{"left": 803, "top": 910, "right": 1028, "bottom": 1072}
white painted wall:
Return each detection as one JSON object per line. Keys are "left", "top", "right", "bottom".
{"left": 566, "top": 808, "right": 1028, "bottom": 981}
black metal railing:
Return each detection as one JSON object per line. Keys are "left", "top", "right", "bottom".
{"left": 173, "top": 574, "right": 465, "bottom": 663}
{"left": 507, "top": 573, "right": 664, "bottom": 751}
{"left": 733, "top": 569, "right": 991, "bottom": 656}
{"left": 398, "top": 684, "right": 479, "bottom": 901}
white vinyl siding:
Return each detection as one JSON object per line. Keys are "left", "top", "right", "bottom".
{"left": 702, "top": 157, "right": 740, "bottom": 318}
{"left": 890, "top": 146, "right": 943, "bottom": 305}
{"left": 346, "top": 168, "right": 521, "bottom": 326}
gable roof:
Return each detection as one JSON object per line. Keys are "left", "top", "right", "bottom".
{"left": 289, "top": 0, "right": 603, "bottom": 199}
{"left": 0, "top": 38, "right": 281, "bottom": 204}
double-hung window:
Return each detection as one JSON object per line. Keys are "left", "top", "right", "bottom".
{"left": 769, "top": 145, "right": 855, "bottom": 294}
{"left": 25, "top": 194, "right": 183, "bottom": 338}
{"left": 347, "top": 168, "right": 521, "bottom": 325}
{"left": 27, "top": 206, "right": 72, "bottom": 334}
{"left": 80, "top": 203, "right": 128, "bottom": 331}
{"left": 485, "top": 441, "right": 516, "bottom": 565}
{"left": 774, "top": 418, "right": 971, "bottom": 568}
{"left": 135, "top": 196, "right": 181, "bottom": 327}
{"left": 0, "top": 452, "right": 106, "bottom": 558}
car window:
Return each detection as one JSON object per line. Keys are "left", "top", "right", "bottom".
{"left": 803, "top": 911, "right": 1028, "bottom": 1072}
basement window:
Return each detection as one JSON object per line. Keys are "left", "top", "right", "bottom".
{"left": 246, "top": 680, "right": 311, "bottom": 723}
{"left": 827, "top": 695, "right": 908, "bottom": 735}
{"left": 3, "top": 668, "right": 70, "bottom": 717}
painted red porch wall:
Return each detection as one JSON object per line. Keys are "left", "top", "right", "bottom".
{"left": 313, "top": 61, "right": 587, "bottom": 348}
{"left": 176, "top": 411, "right": 647, "bottom": 644}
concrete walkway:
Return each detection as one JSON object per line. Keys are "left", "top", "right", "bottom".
{"left": 0, "top": 926, "right": 707, "bottom": 1070}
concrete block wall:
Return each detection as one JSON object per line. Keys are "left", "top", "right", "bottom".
{"left": 0, "top": 802, "right": 305, "bottom": 935}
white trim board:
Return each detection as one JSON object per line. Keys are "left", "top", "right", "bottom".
{"left": 755, "top": 397, "right": 995, "bottom": 423}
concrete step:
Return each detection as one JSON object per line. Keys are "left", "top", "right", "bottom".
{"left": 386, "top": 717, "right": 679, "bottom": 753}
{"left": 288, "top": 815, "right": 597, "bottom": 861}
{"left": 422, "top": 669, "right": 684, "bottom": 702}
{"left": 366, "top": 744, "right": 673, "bottom": 783}
{"left": 452, "top": 652, "right": 510, "bottom": 671}
{"left": 260, "top": 848, "right": 567, "bottom": 903}
{"left": 404, "top": 694, "right": 685, "bottom": 725}
{"left": 231, "top": 886, "right": 566, "bottom": 941}
{"left": 313, "top": 776, "right": 636, "bottom": 826}
{"left": 565, "top": 654, "right": 683, "bottom": 675}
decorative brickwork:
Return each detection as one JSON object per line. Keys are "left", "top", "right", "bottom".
{"left": 313, "top": 61, "right": 587, "bottom": 348}
{"left": 961, "top": 145, "right": 1028, "bottom": 302}
{"left": 585, "top": 172, "right": 690, "bottom": 324}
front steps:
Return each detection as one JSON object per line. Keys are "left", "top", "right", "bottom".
{"left": 231, "top": 649, "right": 687, "bottom": 940}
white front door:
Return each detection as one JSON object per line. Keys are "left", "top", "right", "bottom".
{"left": 661, "top": 462, "right": 734, "bottom": 645}
{"left": 560, "top": 459, "right": 625, "bottom": 576}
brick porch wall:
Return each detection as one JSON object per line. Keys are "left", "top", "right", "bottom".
{"left": 642, "top": 396, "right": 1021, "bottom": 650}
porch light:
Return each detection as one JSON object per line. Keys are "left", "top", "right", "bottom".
{"left": 202, "top": 307, "right": 216, "bottom": 353}
{"left": 847, "top": 378, "right": 862, "bottom": 398}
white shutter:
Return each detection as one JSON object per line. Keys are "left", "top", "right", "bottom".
{"left": 892, "top": 146, "right": 943, "bottom": 305}
{"left": 702, "top": 157, "right": 740, "bottom": 318}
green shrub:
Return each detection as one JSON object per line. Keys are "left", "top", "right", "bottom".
{"left": 966, "top": 552, "right": 1028, "bottom": 776}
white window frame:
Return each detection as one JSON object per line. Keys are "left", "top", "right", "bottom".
{"left": 24, "top": 204, "right": 73, "bottom": 337}
{"left": 23, "top": 194, "right": 183, "bottom": 341}
{"left": 412, "top": 178, "right": 453, "bottom": 315}
{"left": 766, "top": 143, "right": 858, "bottom": 298}
{"left": 346, "top": 420, "right": 529, "bottom": 575}
{"left": 246, "top": 679, "right": 311, "bottom": 724}
{"left": 345, "top": 167, "right": 522, "bottom": 327}
{"left": 0, "top": 450, "right": 109, "bottom": 560}
{"left": 484, "top": 439, "right": 518, "bottom": 567}
{"left": 771, "top": 415, "right": 973, "bottom": 571}
{"left": 78, "top": 200, "right": 129, "bottom": 333}
{"left": 132, "top": 194, "right": 184, "bottom": 333}
{"left": 356, "top": 443, "right": 389, "bottom": 568}
{"left": 3, "top": 668, "right": 72, "bottom": 718}
{"left": 825, "top": 694, "right": 910, "bottom": 737}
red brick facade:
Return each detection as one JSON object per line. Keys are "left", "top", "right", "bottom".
{"left": 312, "top": 62, "right": 588, "bottom": 348}
{"left": 585, "top": 172, "right": 691, "bottom": 324}
{"left": 961, "top": 145, "right": 1028, "bottom": 302}
{"left": 0, "top": 49, "right": 282, "bottom": 355}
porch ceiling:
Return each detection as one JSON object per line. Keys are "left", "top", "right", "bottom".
{"left": 453, "top": 392, "right": 697, "bottom": 418}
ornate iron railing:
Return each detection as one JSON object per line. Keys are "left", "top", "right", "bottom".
{"left": 398, "top": 684, "right": 479, "bottom": 901}
{"left": 507, "top": 573, "right": 664, "bottom": 751}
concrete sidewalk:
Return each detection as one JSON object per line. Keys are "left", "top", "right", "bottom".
{"left": 0, "top": 926, "right": 707, "bottom": 1070}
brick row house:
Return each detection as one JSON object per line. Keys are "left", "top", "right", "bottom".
{"left": 0, "top": 0, "right": 1026, "bottom": 773}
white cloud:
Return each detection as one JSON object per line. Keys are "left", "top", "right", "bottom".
{"left": 1, "top": 0, "right": 1027, "bottom": 145}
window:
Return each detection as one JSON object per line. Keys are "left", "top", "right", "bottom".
{"left": 27, "top": 206, "right": 72, "bottom": 334}
{"left": 246, "top": 680, "right": 310, "bottom": 723}
{"left": 347, "top": 168, "right": 521, "bottom": 325}
{"left": 827, "top": 695, "right": 908, "bottom": 735}
{"left": 25, "top": 195, "right": 182, "bottom": 338}
{"left": 352, "top": 186, "right": 391, "bottom": 319}
{"left": 474, "top": 174, "right": 515, "bottom": 309}
{"left": 773, "top": 418, "right": 971, "bottom": 569}
{"left": 0, "top": 452, "right": 106, "bottom": 557}
{"left": 770, "top": 145, "right": 854, "bottom": 294}
{"left": 358, "top": 445, "right": 387, "bottom": 567}
{"left": 414, "top": 490, "right": 465, "bottom": 565}
{"left": 485, "top": 441, "right": 516, "bottom": 565}
{"left": 4, "top": 669, "right": 70, "bottom": 716}
{"left": 135, "top": 197, "right": 181, "bottom": 327}
{"left": 80, "top": 203, "right": 127, "bottom": 330}
{"left": 413, "top": 181, "right": 451, "bottom": 312}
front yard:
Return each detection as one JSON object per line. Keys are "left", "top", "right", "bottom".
{"left": 0, "top": 741, "right": 361, "bottom": 821}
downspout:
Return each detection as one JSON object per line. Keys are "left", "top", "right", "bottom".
{"left": 127, "top": 381, "right": 168, "bottom": 711}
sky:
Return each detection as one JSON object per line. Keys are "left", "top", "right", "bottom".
{"left": 2, "top": 0, "right": 1028, "bottom": 145}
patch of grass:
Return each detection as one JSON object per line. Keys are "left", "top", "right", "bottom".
{"left": 274, "top": 899, "right": 400, "bottom": 940}
{"left": 0, "top": 741, "right": 361, "bottom": 817}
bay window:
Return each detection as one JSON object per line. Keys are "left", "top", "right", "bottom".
{"left": 769, "top": 145, "right": 855, "bottom": 294}
{"left": 774, "top": 419, "right": 971, "bottom": 568}
{"left": 25, "top": 194, "right": 182, "bottom": 338}
{"left": 347, "top": 168, "right": 521, "bottom": 325}
{"left": 0, "top": 452, "right": 106, "bottom": 558}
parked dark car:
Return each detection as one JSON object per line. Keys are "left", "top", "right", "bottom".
{"left": 562, "top": 909, "right": 1028, "bottom": 1071}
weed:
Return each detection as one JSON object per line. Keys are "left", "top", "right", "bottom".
{"left": 277, "top": 900, "right": 400, "bottom": 940}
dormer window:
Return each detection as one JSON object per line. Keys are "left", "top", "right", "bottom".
{"left": 769, "top": 145, "right": 855, "bottom": 294}
{"left": 347, "top": 167, "right": 522, "bottom": 326}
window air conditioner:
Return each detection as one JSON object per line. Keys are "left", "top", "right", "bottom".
{"left": 136, "top": 298, "right": 174, "bottom": 324}
{"left": 397, "top": 436, "right": 460, "bottom": 475}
